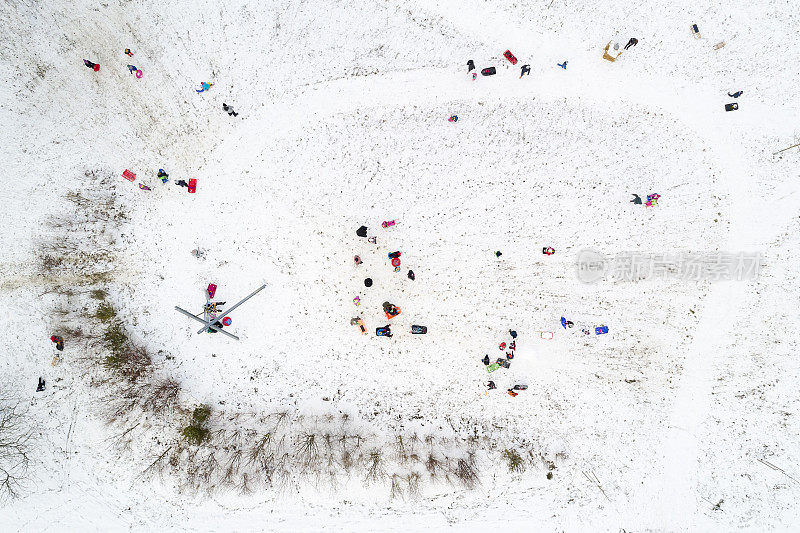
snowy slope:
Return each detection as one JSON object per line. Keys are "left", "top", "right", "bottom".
{"left": 2, "top": 0, "right": 800, "bottom": 531}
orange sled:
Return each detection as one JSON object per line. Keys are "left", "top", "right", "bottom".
{"left": 384, "top": 307, "right": 401, "bottom": 320}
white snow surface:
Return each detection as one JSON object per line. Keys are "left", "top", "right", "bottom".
{"left": 2, "top": 0, "right": 800, "bottom": 531}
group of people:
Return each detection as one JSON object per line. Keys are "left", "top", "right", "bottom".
{"left": 353, "top": 224, "right": 417, "bottom": 338}
{"left": 37, "top": 335, "right": 65, "bottom": 391}
{"left": 483, "top": 330, "right": 527, "bottom": 396}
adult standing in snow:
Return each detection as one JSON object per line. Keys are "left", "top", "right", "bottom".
{"left": 356, "top": 226, "right": 368, "bottom": 238}
{"left": 624, "top": 38, "right": 638, "bottom": 50}
{"left": 407, "top": 270, "right": 415, "bottom": 281}
{"left": 520, "top": 64, "right": 531, "bottom": 77}
{"left": 83, "top": 59, "right": 100, "bottom": 72}
{"left": 222, "top": 103, "right": 238, "bottom": 117}
{"left": 631, "top": 193, "right": 642, "bottom": 204}
{"left": 467, "top": 60, "right": 475, "bottom": 73}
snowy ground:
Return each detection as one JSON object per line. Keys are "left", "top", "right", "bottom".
{"left": 2, "top": 0, "right": 800, "bottom": 530}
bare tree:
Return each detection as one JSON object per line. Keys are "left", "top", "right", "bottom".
{"left": 0, "top": 399, "right": 33, "bottom": 502}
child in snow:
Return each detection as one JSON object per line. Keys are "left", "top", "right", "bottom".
{"left": 223, "top": 103, "right": 238, "bottom": 117}
{"left": 543, "top": 247, "right": 555, "bottom": 255}
{"left": 520, "top": 64, "right": 530, "bottom": 77}
{"left": 631, "top": 193, "right": 642, "bottom": 204}
{"left": 728, "top": 91, "right": 743, "bottom": 98}
{"left": 138, "top": 183, "right": 151, "bottom": 191}
{"left": 407, "top": 270, "right": 415, "bottom": 281}
{"left": 175, "top": 179, "right": 189, "bottom": 187}
{"left": 557, "top": 61, "right": 568, "bottom": 69}
{"left": 487, "top": 381, "right": 497, "bottom": 390}
{"left": 83, "top": 59, "right": 100, "bottom": 72}
{"left": 50, "top": 335, "right": 64, "bottom": 351}
{"left": 36, "top": 377, "right": 45, "bottom": 392}
{"left": 507, "top": 389, "right": 518, "bottom": 397}
{"left": 354, "top": 255, "right": 362, "bottom": 266}
{"left": 356, "top": 226, "right": 368, "bottom": 237}
{"left": 495, "top": 251, "right": 502, "bottom": 258}
{"left": 125, "top": 48, "right": 134, "bottom": 57}
{"left": 467, "top": 60, "right": 475, "bottom": 73}
{"left": 624, "top": 38, "right": 638, "bottom": 50}
{"left": 157, "top": 169, "right": 169, "bottom": 183}
{"left": 127, "top": 65, "right": 138, "bottom": 74}
{"left": 196, "top": 82, "right": 212, "bottom": 93}
{"left": 482, "top": 354, "right": 490, "bottom": 366}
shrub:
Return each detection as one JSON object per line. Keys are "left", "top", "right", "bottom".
{"left": 103, "top": 344, "right": 151, "bottom": 383}
{"left": 503, "top": 449, "right": 525, "bottom": 473}
{"left": 90, "top": 289, "right": 107, "bottom": 300}
{"left": 192, "top": 406, "right": 211, "bottom": 425}
{"left": 95, "top": 303, "right": 116, "bottom": 322}
{"left": 102, "top": 321, "right": 128, "bottom": 355}
{"left": 182, "top": 424, "right": 210, "bottom": 445}
{"left": 181, "top": 405, "right": 212, "bottom": 446}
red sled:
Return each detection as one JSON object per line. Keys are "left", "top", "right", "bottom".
{"left": 188, "top": 178, "right": 197, "bottom": 193}
{"left": 122, "top": 169, "right": 136, "bottom": 182}
{"left": 503, "top": 50, "right": 518, "bottom": 65}
{"left": 207, "top": 283, "right": 217, "bottom": 299}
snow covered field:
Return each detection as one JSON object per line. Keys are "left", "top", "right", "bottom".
{"left": 2, "top": 0, "right": 800, "bottom": 530}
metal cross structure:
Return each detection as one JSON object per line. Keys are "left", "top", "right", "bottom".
{"left": 175, "top": 283, "right": 266, "bottom": 341}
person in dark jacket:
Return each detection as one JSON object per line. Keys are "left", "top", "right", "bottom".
{"left": 83, "top": 59, "right": 100, "bottom": 71}
{"left": 223, "top": 103, "right": 238, "bottom": 117}
{"left": 407, "top": 270, "right": 415, "bottom": 281}
{"left": 520, "top": 64, "right": 531, "bottom": 77}
{"left": 36, "top": 377, "right": 46, "bottom": 392}
{"left": 50, "top": 335, "right": 64, "bottom": 351}
{"left": 624, "top": 38, "right": 638, "bottom": 50}
{"left": 487, "top": 380, "right": 496, "bottom": 390}
{"left": 631, "top": 193, "right": 642, "bottom": 204}
{"left": 482, "top": 354, "right": 490, "bottom": 366}
{"left": 356, "top": 226, "right": 368, "bottom": 237}
{"left": 467, "top": 60, "right": 475, "bottom": 73}
{"left": 176, "top": 180, "right": 189, "bottom": 187}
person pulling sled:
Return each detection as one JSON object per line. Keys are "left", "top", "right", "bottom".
{"left": 83, "top": 59, "right": 100, "bottom": 72}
